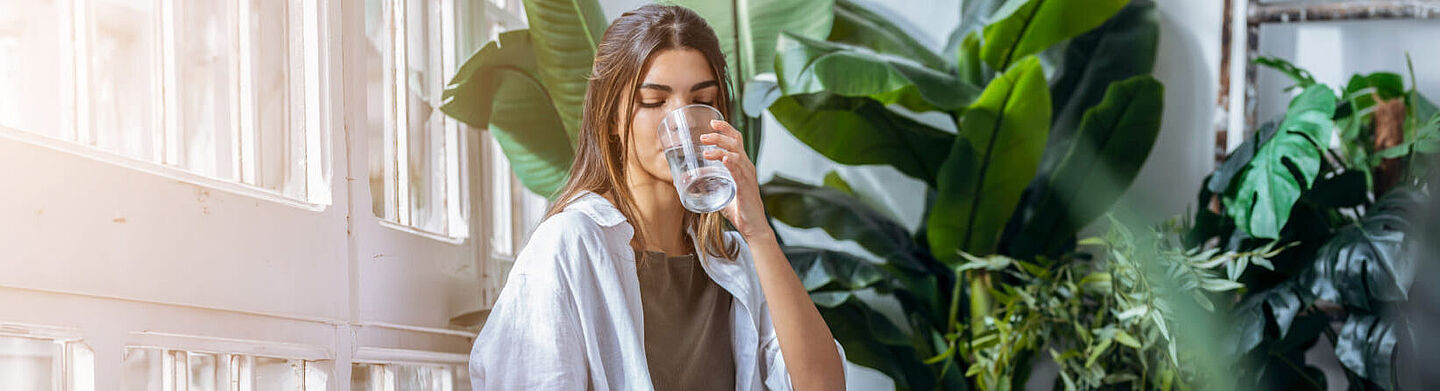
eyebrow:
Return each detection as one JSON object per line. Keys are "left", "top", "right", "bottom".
{"left": 639, "top": 80, "right": 720, "bottom": 93}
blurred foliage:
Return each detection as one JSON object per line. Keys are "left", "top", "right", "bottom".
{"left": 1189, "top": 55, "right": 1438, "bottom": 390}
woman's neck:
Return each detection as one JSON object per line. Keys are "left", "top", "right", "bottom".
{"left": 615, "top": 163, "right": 691, "bottom": 256}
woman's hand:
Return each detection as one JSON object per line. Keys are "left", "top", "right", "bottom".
{"left": 700, "top": 119, "right": 775, "bottom": 242}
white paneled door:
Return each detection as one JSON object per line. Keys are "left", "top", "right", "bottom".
{"left": 0, "top": 0, "right": 538, "bottom": 389}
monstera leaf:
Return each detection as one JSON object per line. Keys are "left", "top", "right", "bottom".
{"left": 979, "top": 0, "right": 1128, "bottom": 71}
{"left": 1335, "top": 313, "right": 1401, "bottom": 390}
{"left": 1223, "top": 84, "right": 1337, "bottom": 239}
{"left": 1305, "top": 188, "right": 1422, "bottom": 310}
{"left": 928, "top": 56, "right": 1051, "bottom": 264}
{"left": 442, "top": 31, "right": 574, "bottom": 196}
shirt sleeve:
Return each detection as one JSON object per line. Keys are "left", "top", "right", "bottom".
{"left": 468, "top": 273, "right": 587, "bottom": 390}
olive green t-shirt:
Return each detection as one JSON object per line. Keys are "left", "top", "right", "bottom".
{"left": 634, "top": 249, "right": 737, "bottom": 390}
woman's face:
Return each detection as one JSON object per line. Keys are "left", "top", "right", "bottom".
{"left": 619, "top": 48, "right": 720, "bottom": 185}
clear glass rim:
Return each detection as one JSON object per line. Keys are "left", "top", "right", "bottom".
{"left": 659, "top": 104, "right": 724, "bottom": 131}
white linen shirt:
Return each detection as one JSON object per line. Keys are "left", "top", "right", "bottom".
{"left": 468, "top": 191, "right": 845, "bottom": 390}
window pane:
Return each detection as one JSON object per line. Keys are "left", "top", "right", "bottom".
{"left": 173, "top": 0, "right": 237, "bottom": 180}
{"left": 351, "top": 363, "right": 382, "bottom": 391}
{"left": 252, "top": 356, "right": 302, "bottom": 390}
{"left": 0, "top": 0, "right": 73, "bottom": 139}
{"left": 367, "top": 0, "right": 469, "bottom": 238}
{"left": 243, "top": 0, "right": 300, "bottom": 196}
{"left": 0, "top": 336, "right": 58, "bottom": 391}
{"left": 187, "top": 352, "right": 220, "bottom": 391}
{"left": 121, "top": 347, "right": 163, "bottom": 391}
{"left": 89, "top": 0, "right": 160, "bottom": 160}
{"left": 405, "top": 0, "right": 446, "bottom": 234}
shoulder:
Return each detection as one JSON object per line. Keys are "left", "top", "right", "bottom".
{"left": 508, "top": 210, "right": 612, "bottom": 279}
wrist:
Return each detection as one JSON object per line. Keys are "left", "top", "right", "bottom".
{"left": 741, "top": 225, "right": 777, "bottom": 245}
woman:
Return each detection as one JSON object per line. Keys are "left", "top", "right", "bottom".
{"left": 468, "top": 4, "right": 847, "bottom": 390}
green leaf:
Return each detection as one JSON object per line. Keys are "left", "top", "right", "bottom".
{"left": 1223, "top": 84, "right": 1337, "bottom": 239}
{"left": 1305, "top": 188, "right": 1422, "bottom": 310}
{"left": 761, "top": 176, "right": 931, "bottom": 274}
{"left": 822, "top": 170, "right": 855, "bottom": 195}
{"left": 768, "top": 93, "right": 954, "bottom": 185}
{"left": 1335, "top": 313, "right": 1399, "bottom": 389}
{"left": 1046, "top": 0, "right": 1159, "bottom": 158}
{"left": 775, "top": 32, "right": 981, "bottom": 112}
{"left": 827, "top": 0, "right": 949, "bottom": 71}
{"left": 1113, "top": 330, "right": 1142, "bottom": 349}
{"left": 817, "top": 292, "right": 938, "bottom": 390}
{"left": 944, "top": 0, "right": 1005, "bottom": 62}
{"left": 674, "top": 0, "right": 834, "bottom": 83}
{"left": 1305, "top": 170, "right": 1369, "bottom": 209}
{"left": 675, "top": 0, "right": 834, "bottom": 159}
{"left": 521, "top": 0, "right": 607, "bottom": 143}
{"left": 1007, "top": 76, "right": 1165, "bottom": 259}
{"left": 742, "top": 78, "right": 782, "bottom": 117}
{"left": 1254, "top": 56, "right": 1317, "bottom": 91}
{"left": 980, "top": 0, "right": 1128, "bottom": 71}
{"left": 785, "top": 246, "right": 888, "bottom": 291}
{"left": 928, "top": 56, "right": 1050, "bottom": 264}
{"left": 1207, "top": 120, "right": 1280, "bottom": 195}
{"left": 442, "top": 30, "right": 574, "bottom": 196}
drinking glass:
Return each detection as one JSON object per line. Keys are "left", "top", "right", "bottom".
{"left": 658, "top": 104, "right": 736, "bottom": 213}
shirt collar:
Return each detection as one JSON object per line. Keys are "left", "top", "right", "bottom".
{"left": 564, "top": 191, "right": 629, "bottom": 227}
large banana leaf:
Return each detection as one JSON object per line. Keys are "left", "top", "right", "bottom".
{"left": 673, "top": 0, "right": 833, "bottom": 84}
{"left": 980, "top": 0, "right": 1128, "bottom": 71}
{"left": 1006, "top": 76, "right": 1164, "bottom": 259}
{"left": 812, "top": 290, "right": 938, "bottom": 390}
{"left": 1046, "top": 0, "right": 1158, "bottom": 151}
{"left": 1222, "top": 84, "right": 1337, "bottom": 239}
{"left": 768, "top": 92, "right": 954, "bottom": 185}
{"left": 775, "top": 32, "right": 980, "bottom": 112}
{"left": 943, "top": 0, "right": 1005, "bottom": 65}
{"left": 827, "top": 0, "right": 949, "bottom": 71}
{"left": 442, "top": 31, "right": 574, "bottom": 196}
{"left": 522, "top": 0, "right": 607, "bottom": 142}
{"left": 928, "top": 56, "right": 1050, "bottom": 264}
{"left": 762, "top": 176, "right": 932, "bottom": 274}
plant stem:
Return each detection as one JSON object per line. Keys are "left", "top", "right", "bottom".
{"left": 969, "top": 271, "right": 993, "bottom": 332}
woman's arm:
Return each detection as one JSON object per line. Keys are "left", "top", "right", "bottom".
{"left": 703, "top": 120, "right": 846, "bottom": 390}
{"left": 747, "top": 230, "right": 847, "bottom": 390}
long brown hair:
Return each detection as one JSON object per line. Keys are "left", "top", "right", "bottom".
{"left": 544, "top": 4, "right": 739, "bottom": 259}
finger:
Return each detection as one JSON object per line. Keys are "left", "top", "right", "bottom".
{"left": 699, "top": 133, "right": 743, "bottom": 154}
{"left": 703, "top": 148, "right": 751, "bottom": 174}
{"left": 709, "top": 120, "right": 743, "bottom": 146}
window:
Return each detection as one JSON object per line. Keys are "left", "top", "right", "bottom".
{"left": 0, "top": 334, "right": 93, "bottom": 391}
{"left": 365, "top": 0, "right": 545, "bottom": 247}
{"left": 366, "top": 0, "right": 477, "bottom": 239}
{"left": 0, "top": 0, "right": 330, "bottom": 206}
{"left": 122, "top": 347, "right": 328, "bottom": 391}
{"left": 352, "top": 362, "right": 469, "bottom": 391}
